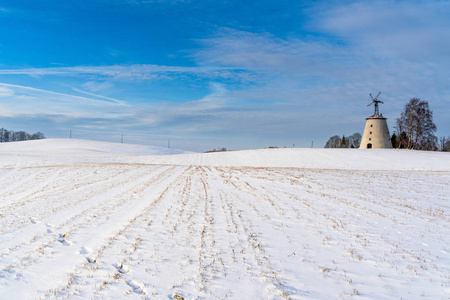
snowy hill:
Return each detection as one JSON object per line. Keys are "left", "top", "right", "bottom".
{"left": 0, "top": 139, "right": 193, "bottom": 167}
{"left": 1, "top": 139, "right": 448, "bottom": 170}
{"left": 0, "top": 139, "right": 449, "bottom": 299}
{"left": 133, "top": 147, "right": 450, "bottom": 170}
{"left": 0, "top": 138, "right": 192, "bottom": 155}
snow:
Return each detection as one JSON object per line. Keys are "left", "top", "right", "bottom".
{"left": 0, "top": 139, "right": 449, "bottom": 299}
{"left": 0, "top": 138, "right": 191, "bottom": 155}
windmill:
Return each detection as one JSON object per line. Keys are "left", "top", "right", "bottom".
{"left": 367, "top": 92, "right": 383, "bottom": 115}
{"left": 359, "top": 92, "right": 392, "bottom": 149}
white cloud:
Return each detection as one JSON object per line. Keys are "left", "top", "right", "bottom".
{"left": 0, "top": 87, "right": 14, "bottom": 97}
{"left": 0, "top": 64, "right": 243, "bottom": 81}
{"left": 195, "top": 29, "right": 346, "bottom": 75}
{"left": 0, "top": 82, "right": 131, "bottom": 123}
{"left": 312, "top": 1, "right": 450, "bottom": 61}
{"left": 81, "top": 81, "right": 113, "bottom": 92}
{"left": 189, "top": 2, "right": 450, "bottom": 140}
{"left": 0, "top": 83, "right": 127, "bottom": 106}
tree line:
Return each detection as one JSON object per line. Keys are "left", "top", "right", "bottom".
{"left": 0, "top": 128, "right": 46, "bottom": 143}
{"left": 324, "top": 97, "right": 449, "bottom": 151}
{"left": 324, "top": 133, "right": 361, "bottom": 148}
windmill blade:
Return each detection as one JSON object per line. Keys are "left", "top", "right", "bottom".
{"left": 367, "top": 102, "right": 373, "bottom": 106}
{"left": 374, "top": 92, "right": 381, "bottom": 100}
{"left": 370, "top": 93, "right": 374, "bottom": 101}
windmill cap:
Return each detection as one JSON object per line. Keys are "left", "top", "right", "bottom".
{"left": 366, "top": 113, "right": 386, "bottom": 119}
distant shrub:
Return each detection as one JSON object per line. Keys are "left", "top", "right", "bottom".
{"left": 205, "top": 147, "right": 227, "bottom": 153}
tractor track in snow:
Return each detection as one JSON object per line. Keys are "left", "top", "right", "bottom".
{"left": 1, "top": 155, "right": 449, "bottom": 299}
{"left": 0, "top": 164, "right": 183, "bottom": 290}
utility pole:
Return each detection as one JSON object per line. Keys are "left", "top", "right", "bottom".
{"left": 168, "top": 140, "right": 170, "bottom": 148}
{"left": 311, "top": 141, "right": 314, "bottom": 148}
{"left": 121, "top": 135, "right": 123, "bottom": 143}
{"left": 70, "top": 130, "right": 72, "bottom": 139}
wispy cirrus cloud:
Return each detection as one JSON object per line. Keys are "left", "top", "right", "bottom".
{"left": 312, "top": 1, "right": 450, "bottom": 60}
{"left": 193, "top": 0, "right": 450, "bottom": 104}
{"left": 195, "top": 28, "right": 350, "bottom": 74}
{"left": 0, "top": 81, "right": 131, "bottom": 129}
{"left": 0, "top": 64, "right": 251, "bottom": 81}
{"left": 0, "top": 80, "right": 230, "bottom": 132}
{"left": 0, "top": 86, "right": 15, "bottom": 97}
{"left": 0, "top": 82, "right": 127, "bottom": 105}
{"left": 81, "top": 81, "right": 113, "bottom": 92}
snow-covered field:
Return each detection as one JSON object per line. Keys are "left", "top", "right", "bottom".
{"left": 0, "top": 139, "right": 449, "bottom": 299}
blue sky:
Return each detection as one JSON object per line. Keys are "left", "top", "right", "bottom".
{"left": 0, "top": 0, "right": 449, "bottom": 151}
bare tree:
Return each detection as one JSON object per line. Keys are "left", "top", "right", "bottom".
{"left": 348, "top": 133, "right": 362, "bottom": 148}
{"left": 325, "top": 133, "right": 361, "bottom": 148}
{"left": 30, "top": 132, "right": 46, "bottom": 140}
{"left": 438, "top": 136, "right": 450, "bottom": 152}
{"left": 14, "top": 131, "right": 30, "bottom": 141}
{"left": 324, "top": 135, "right": 341, "bottom": 148}
{"left": 444, "top": 140, "right": 450, "bottom": 152}
{"left": 395, "top": 98, "right": 437, "bottom": 150}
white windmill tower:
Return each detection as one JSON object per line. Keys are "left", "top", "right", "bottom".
{"left": 359, "top": 92, "right": 393, "bottom": 149}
